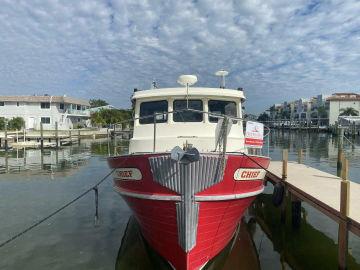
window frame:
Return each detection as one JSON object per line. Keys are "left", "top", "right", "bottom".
{"left": 41, "top": 117, "right": 51, "bottom": 124}
{"left": 59, "top": 103, "right": 65, "bottom": 110}
{"left": 173, "top": 99, "right": 204, "bottom": 122}
{"left": 40, "top": 102, "right": 50, "bottom": 109}
{"left": 208, "top": 100, "right": 238, "bottom": 123}
{"left": 139, "top": 100, "right": 168, "bottom": 124}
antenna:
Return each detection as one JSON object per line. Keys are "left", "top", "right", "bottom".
{"left": 215, "top": 70, "right": 229, "bottom": 88}
{"left": 177, "top": 75, "right": 197, "bottom": 108}
{"left": 151, "top": 79, "right": 157, "bottom": 89}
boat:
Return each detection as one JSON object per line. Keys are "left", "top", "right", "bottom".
{"left": 107, "top": 71, "right": 270, "bottom": 270}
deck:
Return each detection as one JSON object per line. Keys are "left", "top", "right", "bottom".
{"left": 267, "top": 161, "right": 360, "bottom": 228}
{"left": 266, "top": 159, "right": 360, "bottom": 269}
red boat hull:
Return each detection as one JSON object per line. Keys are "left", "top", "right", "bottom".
{"left": 108, "top": 153, "right": 270, "bottom": 270}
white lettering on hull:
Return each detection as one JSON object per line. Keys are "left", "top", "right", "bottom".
{"left": 233, "top": 168, "right": 266, "bottom": 181}
{"left": 114, "top": 168, "right": 142, "bottom": 181}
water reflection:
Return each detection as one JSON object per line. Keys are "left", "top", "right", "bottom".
{"left": 251, "top": 193, "right": 360, "bottom": 269}
{"left": 268, "top": 130, "right": 360, "bottom": 182}
{"left": 115, "top": 216, "right": 261, "bottom": 270}
{"left": 0, "top": 146, "right": 91, "bottom": 176}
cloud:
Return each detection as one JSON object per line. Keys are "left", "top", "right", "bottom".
{"left": 0, "top": 0, "right": 359, "bottom": 113}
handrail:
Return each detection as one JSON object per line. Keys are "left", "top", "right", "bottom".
{"left": 110, "top": 108, "right": 270, "bottom": 157}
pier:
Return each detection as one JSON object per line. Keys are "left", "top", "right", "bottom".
{"left": 266, "top": 151, "right": 360, "bottom": 270}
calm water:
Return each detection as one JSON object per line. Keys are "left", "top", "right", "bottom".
{"left": 0, "top": 132, "right": 359, "bottom": 269}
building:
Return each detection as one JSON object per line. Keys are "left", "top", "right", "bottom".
{"left": 0, "top": 95, "right": 90, "bottom": 130}
{"left": 89, "top": 104, "right": 118, "bottom": 113}
{"left": 327, "top": 93, "right": 360, "bottom": 125}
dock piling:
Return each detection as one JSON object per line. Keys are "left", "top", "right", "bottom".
{"left": 78, "top": 129, "right": 81, "bottom": 144}
{"left": 282, "top": 149, "right": 288, "bottom": 180}
{"left": 40, "top": 122, "right": 44, "bottom": 150}
{"left": 297, "top": 148, "right": 303, "bottom": 164}
{"left": 4, "top": 122, "right": 8, "bottom": 151}
{"left": 281, "top": 149, "right": 288, "bottom": 224}
{"left": 338, "top": 158, "right": 350, "bottom": 270}
{"left": 55, "top": 122, "right": 59, "bottom": 148}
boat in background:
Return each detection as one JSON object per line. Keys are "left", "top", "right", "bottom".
{"left": 108, "top": 71, "right": 270, "bottom": 270}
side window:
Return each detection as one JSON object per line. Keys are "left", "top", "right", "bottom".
{"left": 173, "top": 100, "right": 203, "bottom": 122}
{"left": 139, "top": 100, "right": 168, "bottom": 124}
{"left": 40, "top": 102, "right": 50, "bottom": 109}
{"left": 208, "top": 100, "right": 237, "bottom": 123}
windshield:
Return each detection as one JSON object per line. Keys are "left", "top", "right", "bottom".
{"left": 139, "top": 100, "right": 168, "bottom": 124}
{"left": 208, "top": 100, "right": 237, "bottom": 123}
{"left": 173, "top": 99, "right": 203, "bottom": 122}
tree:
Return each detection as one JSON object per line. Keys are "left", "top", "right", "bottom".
{"left": 90, "top": 109, "right": 132, "bottom": 127}
{"left": 89, "top": 99, "right": 109, "bottom": 108}
{"left": 7, "top": 117, "right": 25, "bottom": 130}
{"left": 257, "top": 112, "right": 270, "bottom": 122}
{"left": 0, "top": 117, "right": 5, "bottom": 130}
{"left": 340, "top": 107, "right": 359, "bottom": 116}
{"left": 317, "top": 106, "right": 328, "bottom": 118}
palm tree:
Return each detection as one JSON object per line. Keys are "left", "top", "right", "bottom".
{"left": 339, "top": 107, "right": 359, "bottom": 116}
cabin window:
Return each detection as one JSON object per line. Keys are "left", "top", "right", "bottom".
{"left": 0, "top": 102, "right": 4, "bottom": 106}
{"left": 60, "top": 103, "right": 64, "bottom": 110}
{"left": 77, "top": 105, "right": 81, "bottom": 110}
{"left": 41, "top": 102, "right": 50, "bottom": 109}
{"left": 173, "top": 100, "right": 203, "bottom": 122}
{"left": 208, "top": 100, "right": 237, "bottom": 123}
{"left": 139, "top": 100, "right": 168, "bottom": 124}
{"left": 41, "top": 117, "right": 51, "bottom": 124}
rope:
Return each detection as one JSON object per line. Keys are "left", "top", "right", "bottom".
{"left": 241, "top": 152, "right": 273, "bottom": 175}
{"left": 0, "top": 168, "right": 116, "bottom": 249}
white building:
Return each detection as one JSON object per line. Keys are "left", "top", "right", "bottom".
{"left": 328, "top": 93, "right": 360, "bottom": 125}
{"left": 0, "top": 95, "right": 90, "bottom": 130}
{"left": 89, "top": 105, "right": 118, "bottom": 113}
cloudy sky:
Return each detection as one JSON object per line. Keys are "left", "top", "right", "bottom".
{"left": 0, "top": 0, "right": 359, "bottom": 113}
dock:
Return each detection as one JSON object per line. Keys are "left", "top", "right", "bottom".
{"left": 265, "top": 154, "right": 360, "bottom": 270}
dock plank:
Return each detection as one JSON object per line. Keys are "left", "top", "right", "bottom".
{"left": 267, "top": 161, "right": 360, "bottom": 225}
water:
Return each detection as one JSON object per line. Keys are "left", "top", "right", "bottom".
{"left": 0, "top": 132, "right": 359, "bottom": 269}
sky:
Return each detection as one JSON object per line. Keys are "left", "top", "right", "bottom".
{"left": 0, "top": 0, "right": 359, "bottom": 113}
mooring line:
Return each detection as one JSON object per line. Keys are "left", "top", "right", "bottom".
{"left": 0, "top": 168, "right": 116, "bottom": 249}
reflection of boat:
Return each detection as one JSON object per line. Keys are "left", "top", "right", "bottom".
{"left": 115, "top": 216, "right": 261, "bottom": 270}
{"left": 108, "top": 74, "right": 270, "bottom": 270}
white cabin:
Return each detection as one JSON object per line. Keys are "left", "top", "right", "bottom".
{"left": 130, "top": 87, "right": 245, "bottom": 153}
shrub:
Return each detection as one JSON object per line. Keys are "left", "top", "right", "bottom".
{"left": 7, "top": 117, "right": 25, "bottom": 130}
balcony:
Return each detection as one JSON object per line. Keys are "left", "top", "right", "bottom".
{"left": 66, "top": 109, "right": 90, "bottom": 116}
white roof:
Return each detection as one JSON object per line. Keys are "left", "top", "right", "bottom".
{"left": 132, "top": 87, "right": 245, "bottom": 101}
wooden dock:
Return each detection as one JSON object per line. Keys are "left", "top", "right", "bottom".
{"left": 265, "top": 155, "right": 360, "bottom": 269}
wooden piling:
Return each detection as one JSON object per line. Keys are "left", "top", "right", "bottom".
{"left": 69, "top": 130, "right": 72, "bottom": 145}
{"left": 281, "top": 149, "right": 288, "bottom": 224}
{"left": 40, "top": 122, "right": 44, "bottom": 150}
{"left": 55, "top": 122, "right": 59, "bottom": 148}
{"left": 282, "top": 149, "right": 288, "bottom": 180}
{"left": 291, "top": 193, "right": 302, "bottom": 229}
{"left": 4, "top": 123, "right": 8, "bottom": 151}
{"left": 78, "top": 129, "right": 81, "bottom": 144}
{"left": 297, "top": 149, "right": 303, "bottom": 164}
{"left": 338, "top": 158, "right": 350, "bottom": 270}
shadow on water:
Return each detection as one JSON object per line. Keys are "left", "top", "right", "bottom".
{"left": 115, "top": 216, "right": 261, "bottom": 270}
{"left": 251, "top": 193, "right": 360, "bottom": 269}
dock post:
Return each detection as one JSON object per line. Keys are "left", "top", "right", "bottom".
{"left": 297, "top": 148, "right": 303, "bottom": 164}
{"left": 40, "top": 122, "right": 44, "bottom": 150}
{"left": 281, "top": 149, "right": 288, "bottom": 224}
{"left": 338, "top": 158, "right": 350, "bottom": 270}
{"left": 4, "top": 122, "right": 8, "bottom": 151}
{"left": 337, "top": 127, "right": 344, "bottom": 177}
{"left": 282, "top": 149, "right": 288, "bottom": 180}
{"left": 55, "top": 122, "right": 59, "bottom": 148}
{"left": 69, "top": 130, "right": 72, "bottom": 145}
{"left": 78, "top": 129, "right": 81, "bottom": 144}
